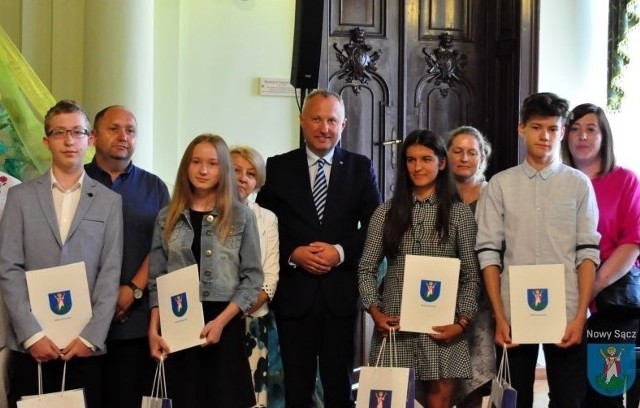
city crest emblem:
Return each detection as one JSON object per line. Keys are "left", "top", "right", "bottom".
{"left": 171, "top": 292, "right": 188, "bottom": 317}
{"left": 527, "top": 288, "right": 548, "bottom": 311}
{"left": 48, "top": 290, "right": 72, "bottom": 316}
{"left": 420, "top": 280, "right": 441, "bottom": 302}
{"left": 587, "top": 344, "right": 636, "bottom": 396}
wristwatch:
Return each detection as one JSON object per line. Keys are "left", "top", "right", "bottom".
{"left": 127, "top": 281, "right": 144, "bottom": 300}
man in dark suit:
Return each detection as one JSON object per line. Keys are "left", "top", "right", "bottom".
{"left": 257, "top": 89, "right": 381, "bottom": 407}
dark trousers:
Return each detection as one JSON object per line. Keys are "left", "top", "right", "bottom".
{"left": 8, "top": 350, "right": 105, "bottom": 408}
{"left": 276, "top": 292, "right": 356, "bottom": 408}
{"left": 583, "top": 312, "right": 638, "bottom": 408}
{"left": 102, "top": 337, "right": 156, "bottom": 408}
{"left": 498, "top": 341, "right": 586, "bottom": 408}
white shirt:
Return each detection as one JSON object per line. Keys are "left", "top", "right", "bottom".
{"left": 51, "top": 172, "right": 84, "bottom": 244}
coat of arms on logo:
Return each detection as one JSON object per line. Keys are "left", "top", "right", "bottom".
{"left": 527, "top": 288, "right": 548, "bottom": 311}
{"left": 420, "top": 280, "right": 441, "bottom": 302}
{"left": 48, "top": 290, "right": 72, "bottom": 315}
{"left": 587, "top": 344, "right": 636, "bottom": 396}
{"left": 171, "top": 292, "right": 188, "bottom": 317}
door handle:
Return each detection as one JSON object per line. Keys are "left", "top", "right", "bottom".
{"left": 381, "top": 139, "right": 401, "bottom": 146}
{"left": 380, "top": 128, "right": 401, "bottom": 169}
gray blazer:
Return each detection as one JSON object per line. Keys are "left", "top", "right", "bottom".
{"left": 0, "top": 171, "right": 123, "bottom": 354}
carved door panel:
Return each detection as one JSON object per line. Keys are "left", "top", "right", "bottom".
{"left": 325, "top": 1, "right": 401, "bottom": 201}
{"left": 404, "top": 0, "right": 487, "bottom": 137}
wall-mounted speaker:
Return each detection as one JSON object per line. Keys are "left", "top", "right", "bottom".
{"left": 290, "top": 0, "right": 325, "bottom": 89}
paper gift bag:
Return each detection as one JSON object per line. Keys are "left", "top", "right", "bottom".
{"left": 142, "top": 358, "right": 172, "bottom": 408}
{"left": 488, "top": 345, "right": 517, "bottom": 408}
{"left": 18, "top": 390, "right": 85, "bottom": 408}
{"left": 18, "top": 362, "right": 86, "bottom": 408}
{"left": 356, "top": 330, "right": 415, "bottom": 408}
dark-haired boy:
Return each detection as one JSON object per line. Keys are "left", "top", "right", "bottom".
{"left": 475, "top": 92, "right": 600, "bottom": 407}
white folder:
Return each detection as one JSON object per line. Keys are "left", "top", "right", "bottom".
{"left": 399, "top": 255, "right": 460, "bottom": 334}
{"left": 25, "top": 262, "right": 92, "bottom": 349}
{"left": 509, "top": 264, "right": 566, "bottom": 344}
{"left": 157, "top": 264, "right": 206, "bottom": 353}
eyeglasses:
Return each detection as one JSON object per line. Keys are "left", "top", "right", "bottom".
{"left": 47, "top": 128, "right": 89, "bottom": 139}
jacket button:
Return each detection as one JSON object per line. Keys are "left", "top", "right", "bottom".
{"left": 205, "top": 249, "right": 213, "bottom": 256}
{"left": 204, "top": 270, "right": 212, "bottom": 277}
{"left": 206, "top": 215, "right": 215, "bottom": 223}
{"left": 206, "top": 230, "right": 213, "bottom": 236}
{"left": 203, "top": 290, "right": 210, "bottom": 297}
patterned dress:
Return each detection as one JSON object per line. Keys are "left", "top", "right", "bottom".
{"left": 358, "top": 194, "right": 480, "bottom": 381}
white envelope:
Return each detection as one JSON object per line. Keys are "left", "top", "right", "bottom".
{"left": 509, "top": 264, "right": 566, "bottom": 344}
{"left": 25, "top": 262, "right": 92, "bottom": 349}
{"left": 157, "top": 264, "right": 206, "bottom": 353}
{"left": 399, "top": 255, "right": 460, "bottom": 334}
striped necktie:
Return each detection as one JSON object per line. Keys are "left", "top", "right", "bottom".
{"left": 312, "top": 158, "right": 328, "bottom": 222}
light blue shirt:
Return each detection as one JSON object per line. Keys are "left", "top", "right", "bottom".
{"left": 475, "top": 160, "right": 600, "bottom": 323}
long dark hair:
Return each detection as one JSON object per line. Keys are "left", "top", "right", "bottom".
{"left": 382, "top": 129, "right": 458, "bottom": 258}
{"left": 561, "top": 103, "right": 616, "bottom": 176}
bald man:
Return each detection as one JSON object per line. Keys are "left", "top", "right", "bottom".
{"left": 85, "top": 106, "right": 169, "bottom": 408}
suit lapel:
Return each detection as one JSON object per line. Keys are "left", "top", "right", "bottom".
{"left": 66, "top": 177, "right": 96, "bottom": 242}
{"left": 292, "top": 149, "right": 319, "bottom": 222}
{"left": 35, "top": 172, "right": 63, "bottom": 247}
{"left": 323, "top": 147, "right": 345, "bottom": 222}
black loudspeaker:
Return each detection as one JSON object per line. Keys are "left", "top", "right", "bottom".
{"left": 290, "top": 0, "right": 325, "bottom": 89}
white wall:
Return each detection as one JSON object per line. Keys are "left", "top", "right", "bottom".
{"left": 539, "top": 0, "right": 640, "bottom": 175}
{"left": 163, "top": 0, "right": 300, "bottom": 187}
{"left": 0, "top": 0, "right": 300, "bottom": 187}
{"left": 539, "top": 0, "right": 608, "bottom": 107}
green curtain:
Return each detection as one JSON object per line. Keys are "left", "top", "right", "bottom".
{"left": 608, "top": 0, "right": 640, "bottom": 111}
{"left": 0, "top": 24, "right": 57, "bottom": 180}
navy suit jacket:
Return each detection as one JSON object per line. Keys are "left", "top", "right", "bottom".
{"left": 0, "top": 171, "right": 123, "bottom": 354}
{"left": 256, "top": 147, "right": 381, "bottom": 318}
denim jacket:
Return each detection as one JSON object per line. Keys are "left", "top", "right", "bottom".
{"left": 148, "top": 202, "right": 264, "bottom": 314}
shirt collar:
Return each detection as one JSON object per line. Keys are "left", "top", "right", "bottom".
{"left": 50, "top": 170, "right": 84, "bottom": 192}
{"left": 413, "top": 191, "right": 438, "bottom": 205}
{"left": 306, "top": 146, "right": 335, "bottom": 167}
{"left": 522, "top": 159, "right": 561, "bottom": 180}
{"left": 89, "top": 158, "right": 134, "bottom": 179}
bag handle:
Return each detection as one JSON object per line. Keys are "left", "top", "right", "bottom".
{"left": 374, "top": 336, "right": 387, "bottom": 367}
{"left": 159, "top": 357, "right": 168, "bottom": 399}
{"left": 502, "top": 344, "right": 511, "bottom": 384}
{"left": 389, "top": 328, "right": 398, "bottom": 367}
{"left": 37, "top": 363, "right": 43, "bottom": 396}
{"left": 150, "top": 356, "right": 169, "bottom": 399}
{"left": 61, "top": 360, "right": 68, "bottom": 392}
{"left": 150, "top": 360, "right": 160, "bottom": 398}
{"left": 373, "top": 328, "right": 398, "bottom": 368}
{"left": 496, "top": 344, "right": 512, "bottom": 383}
{"left": 35, "top": 360, "right": 68, "bottom": 397}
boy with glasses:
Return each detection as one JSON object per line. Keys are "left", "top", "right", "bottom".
{"left": 0, "top": 100, "right": 123, "bottom": 408}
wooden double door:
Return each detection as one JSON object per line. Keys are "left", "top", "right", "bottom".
{"left": 317, "top": 0, "right": 539, "bottom": 366}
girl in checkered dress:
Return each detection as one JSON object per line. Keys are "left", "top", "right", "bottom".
{"left": 358, "top": 129, "right": 480, "bottom": 408}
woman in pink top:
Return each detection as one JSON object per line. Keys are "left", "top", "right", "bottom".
{"left": 562, "top": 103, "right": 640, "bottom": 408}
